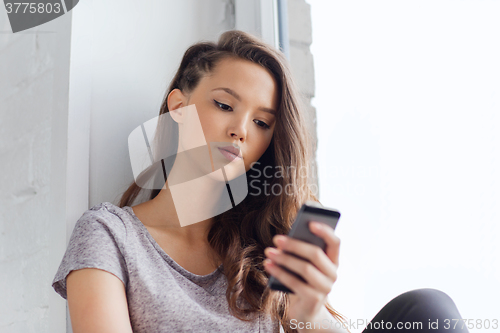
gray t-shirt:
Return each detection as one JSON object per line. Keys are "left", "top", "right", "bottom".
{"left": 52, "top": 202, "right": 282, "bottom": 333}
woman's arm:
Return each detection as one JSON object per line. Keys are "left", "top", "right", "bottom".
{"left": 66, "top": 268, "right": 134, "bottom": 333}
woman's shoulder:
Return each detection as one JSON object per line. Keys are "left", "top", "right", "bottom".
{"left": 52, "top": 202, "right": 133, "bottom": 299}
{"left": 85, "top": 201, "right": 129, "bottom": 216}
{"left": 74, "top": 202, "right": 136, "bottom": 240}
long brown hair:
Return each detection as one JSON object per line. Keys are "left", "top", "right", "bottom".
{"left": 119, "top": 30, "right": 347, "bottom": 332}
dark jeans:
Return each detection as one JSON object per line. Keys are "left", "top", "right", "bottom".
{"left": 362, "top": 288, "right": 469, "bottom": 333}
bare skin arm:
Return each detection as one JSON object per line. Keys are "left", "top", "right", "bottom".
{"left": 66, "top": 268, "right": 133, "bottom": 333}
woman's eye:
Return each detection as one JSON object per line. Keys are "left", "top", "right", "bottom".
{"left": 214, "top": 100, "right": 232, "bottom": 111}
{"left": 254, "top": 120, "right": 270, "bottom": 130}
{"left": 214, "top": 99, "right": 270, "bottom": 130}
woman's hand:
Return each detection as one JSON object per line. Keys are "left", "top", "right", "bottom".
{"left": 264, "top": 221, "right": 340, "bottom": 330}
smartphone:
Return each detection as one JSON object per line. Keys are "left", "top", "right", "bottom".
{"left": 267, "top": 201, "right": 341, "bottom": 293}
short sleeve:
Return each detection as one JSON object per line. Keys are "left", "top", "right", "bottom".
{"left": 52, "top": 205, "right": 129, "bottom": 299}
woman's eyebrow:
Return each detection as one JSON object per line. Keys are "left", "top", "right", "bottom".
{"left": 211, "top": 87, "right": 276, "bottom": 115}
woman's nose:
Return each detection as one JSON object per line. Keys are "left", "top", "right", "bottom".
{"left": 228, "top": 114, "right": 250, "bottom": 142}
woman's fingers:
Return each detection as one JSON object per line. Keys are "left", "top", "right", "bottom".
{"left": 271, "top": 230, "right": 339, "bottom": 279}
{"left": 309, "top": 221, "right": 341, "bottom": 267}
{"left": 264, "top": 222, "right": 342, "bottom": 323}
{"left": 264, "top": 247, "right": 334, "bottom": 295}
{"left": 263, "top": 258, "right": 321, "bottom": 298}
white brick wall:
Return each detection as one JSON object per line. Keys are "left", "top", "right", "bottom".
{"left": 288, "top": 0, "right": 313, "bottom": 46}
{"left": 286, "top": 0, "right": 319, "bottom": 194}
{"left": 0, "top": 13, "right": 71, "bottom": 333}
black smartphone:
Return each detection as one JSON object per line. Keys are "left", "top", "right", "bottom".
{"left": 267, "top": 201, "right": 341, "bottom": 293}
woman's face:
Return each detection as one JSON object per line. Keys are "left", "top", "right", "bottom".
{"left": 168, "top": 57, "right": 279, "bottom": 180}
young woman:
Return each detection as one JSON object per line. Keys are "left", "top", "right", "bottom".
{"left": 52, "top": 31, "right": 469, "bottom": 333}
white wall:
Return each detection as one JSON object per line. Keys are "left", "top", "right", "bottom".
{"left": 308, "top": 0, "right": 500, "bottom": 331}
{"left": 0, "top": 9, "right": 72, "bottom": 333}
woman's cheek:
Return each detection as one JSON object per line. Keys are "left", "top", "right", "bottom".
{"left": 199, "top": 112, "right": 218, "bottom": 139}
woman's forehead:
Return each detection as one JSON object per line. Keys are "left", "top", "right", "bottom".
{"left": 199, "top": 58, "right": 279, "bottom": 106}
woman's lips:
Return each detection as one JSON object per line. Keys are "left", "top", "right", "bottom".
{"left": 218, "top": 147, "right": 242, "bottom": 161}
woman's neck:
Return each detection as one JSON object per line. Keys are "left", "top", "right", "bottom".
{"left": 134, "top": 186, "right": 215, "bottom": 245}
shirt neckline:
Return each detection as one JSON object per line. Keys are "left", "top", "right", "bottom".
{"left": 121, "top": 205, "right": 223, "bottom": 283}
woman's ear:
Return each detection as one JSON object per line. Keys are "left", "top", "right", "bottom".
{"left": 167, "top": 89, "right": 187, "bottom": 123}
